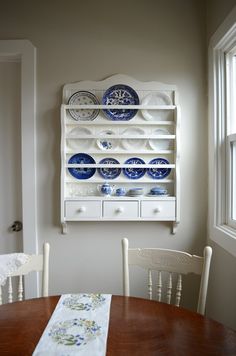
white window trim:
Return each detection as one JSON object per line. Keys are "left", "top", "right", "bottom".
{"left": 208, "top": 6, "right": 236, "bottom": 256}
{"left": 227, "top": 133, "right": 236, "bottom": 229}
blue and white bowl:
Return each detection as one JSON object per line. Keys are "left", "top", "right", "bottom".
{"left": 150, "top": 187, "right": 167, "bottom": 195}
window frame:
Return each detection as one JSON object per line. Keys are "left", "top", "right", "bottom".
{"left": 227, "top": 133, "right": 236, "bottom": 229}
{"left": 208, "top": 6, "right": 236, "bottom": 256}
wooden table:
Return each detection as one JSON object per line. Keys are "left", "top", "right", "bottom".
{"left": 0, "top": 295, "right": 236, "bottom": 355}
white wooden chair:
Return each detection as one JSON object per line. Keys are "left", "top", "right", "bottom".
{"left": 122, "top": 238, "right": 212, "bottom": 315}
{"left": 0, "top": 242, "right": 50, "bottom": 305}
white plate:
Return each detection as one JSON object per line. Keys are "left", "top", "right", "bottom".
{"left": 68, "top": 127, "right": 93, "bottom": 150}
{"left": 121, "top": 127, "right": 146, "bottom": 150}
{"left": 96, "top": 129, "right": 118, "bottom": 150}
{"left": 68, "top": 91, "right": 99, "bottom": 121}
{"left": 141, "top": 92, "right": 172, "bottom": 121}
{"left": 149, "top": 128, "right": 171, "bottom": 150}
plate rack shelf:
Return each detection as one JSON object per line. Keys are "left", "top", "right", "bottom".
{"left": 61, "top": 74, "right": 180, "bottom": 234}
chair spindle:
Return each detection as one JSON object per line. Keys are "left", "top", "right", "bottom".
{"left": 157, "top": 271, "right": 162, "bottom": 302}
{"left": 166, "top": 273, "right": 172, "bottom": 304}
{"left": 175, "top": 274, "right": 182, "bottom": 307}
{"left": 18, "top": 275, "right": 24, "bottom": 301}
{"left": 8, "top": 277, "right": 13, "bottom": 303}
{"left": 148, "top": 269, "right": 153, "bottom": 300}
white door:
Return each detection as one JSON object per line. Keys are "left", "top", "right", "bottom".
{"left": 0, "top": 40, "right": 37, "bottom": 298}
{"left": 0, "top": 61, "right": 23, "bottom": 255}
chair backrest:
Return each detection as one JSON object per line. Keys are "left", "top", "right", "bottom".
{"left": 0, "top": 242, "right": 50, "bottom": 305}
{"left": 122, "top": 238, "right": 212, "bottom": 315}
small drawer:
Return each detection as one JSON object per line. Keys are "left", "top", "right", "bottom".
{"left": 65, "top": 201, "right": 101, "bottom": 219}
{"left": 103, "top": 201, "right": 139, "bottom": 219}
{"left": 141, "top": 201, "right": 175, "bottom": 220}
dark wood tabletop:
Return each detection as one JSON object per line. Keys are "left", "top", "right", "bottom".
{"left": 0, "top": 295, "right": 236, "bottom": 355}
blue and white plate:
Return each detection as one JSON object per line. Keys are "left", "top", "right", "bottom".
{"left": 123, "top": 157, "right": 146, "bottom": 179}
{"left": 68, "top": 91, "right": 99, "bottom": 121}
{"left": 98, "top": 158, "right": 121, "bottom": 179}
{"left": 68, "top": 153, "right": 96, "bottom": 180}
{"left": 147, "top": 158, "right": 171, "bottom": 179}
{"left": 96, "top": 129, "right": 118, "bottom": 151}
{"left": 102, "top": 84, "right": 139, "bottom": 120}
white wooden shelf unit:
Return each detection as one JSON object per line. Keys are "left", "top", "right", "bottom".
{"left": 60, "top": 74, "right": 180, "bottom": 234}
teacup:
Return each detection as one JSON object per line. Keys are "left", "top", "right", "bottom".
{"left": 116, "top": 187, "right": 126, "bottom": 196}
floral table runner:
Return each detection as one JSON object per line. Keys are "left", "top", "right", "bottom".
{"left": 33, "top": 293, "right": 112, "bottom": 356}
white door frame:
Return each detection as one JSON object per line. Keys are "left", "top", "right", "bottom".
{"left": 0, "top": 40, "right": 38, "bottom": 297}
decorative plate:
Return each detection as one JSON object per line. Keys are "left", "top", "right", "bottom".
{"left": 141, "top": 92, "right": 172, "bottom": 121}
{"left": 49, "top": 318, "right": 101, "bottom": 347}
{"left": 102, "top": 84, "right": 139, "bottom": 120}
{"left": 149, "top": 128, "right": 171, "bottom": 150}
{"left": 96, "top": 129, "right": 118, "bottom": 150}
{"left": 147, "top": 158, "right": 171, "bottom": 179}
{"left": 68, "top": 127, "right": 93, "bottom": 150}
{"left": 68, "top": 153, "right": 96, "bottom": 180}
{"left": 123, "top": 157, "right": 146, "bottom": 179}
{"left": 68, "top": 91, "right": 99, "bottom": 121}
{"left": 122, "top": 127, "right": 146, "bottom": 150}
{"left": 98, "top": 158, "right": 121, "bottom": 179}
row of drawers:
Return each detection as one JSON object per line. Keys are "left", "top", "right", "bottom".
{"left": 64, "top": 200, "right": 175, "bottom": 220}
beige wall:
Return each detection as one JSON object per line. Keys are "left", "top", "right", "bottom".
{"left": 0, "top": 0, "right": 207, "bottom": 310}
{"left": 206, "top": 1, "right": 236, "bottom": 329}
{"left": 207, "top": 0, "right": 236, "bottom": 39}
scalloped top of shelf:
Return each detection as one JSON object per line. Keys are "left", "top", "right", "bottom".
{"left": 62, "top": 74, "right": 179, "bottom": 105}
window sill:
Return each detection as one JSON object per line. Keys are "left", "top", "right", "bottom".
{"left": 209, "top": 224, "right": 236, "bottom": 257}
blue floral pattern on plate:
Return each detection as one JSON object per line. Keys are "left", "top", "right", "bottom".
{"left": 49, "top": 318, "right": 101, "bottom": 347}
{"left": 123, "top": 157, "right": 146, "bottom": 179}
{"left": 98, "top": 158, "right": 121, "bottom": 179}
{"left": 102, "top": 84, "right": 139, "bottom": 120}
{"left": 96, "top": 129, "right": 118, "bottom": 151}
{"left": 147, "top": 158, "right": 171, "bottom": 179}
{"left": 68, "top": 153, "right": 96, "bottom": 180}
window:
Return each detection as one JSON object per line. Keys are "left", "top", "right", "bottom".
{"left": 208, "top": 7, "right": 236, "bottom": 256}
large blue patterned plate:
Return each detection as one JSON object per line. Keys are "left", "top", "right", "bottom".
{"left": 102, "top": 84, "right": 139, "bottom": 120}
{"left": 123, "top": 157, "right": 146, "bottom": 179}
{"left": 68, "top": 153, "right": 96, "bottom": 180}
{"left": 147, "top": 158, "right": 171, "bottom": 179}
{"left": 98, "top": 158, "right": 121, "bottom": 179}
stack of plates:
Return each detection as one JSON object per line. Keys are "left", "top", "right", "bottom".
{"left": 128, "top": 188, "right": 144, "bottom": 197}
